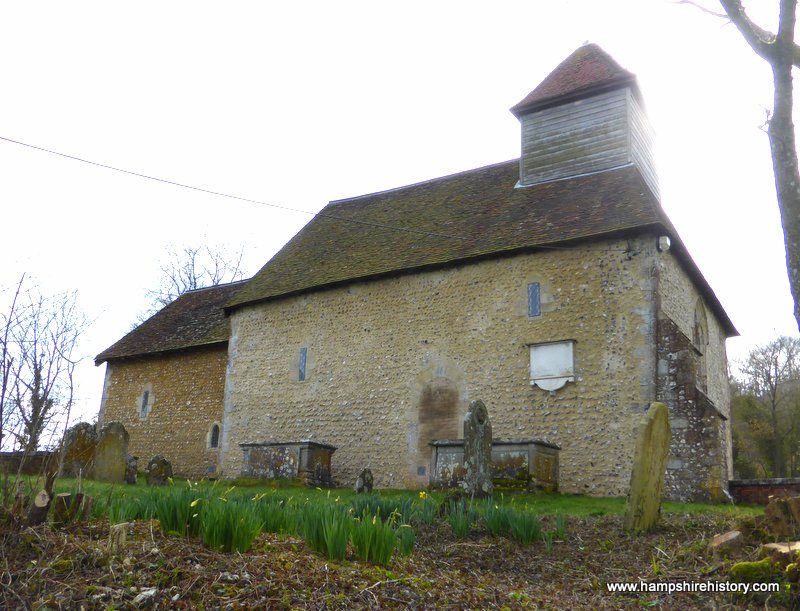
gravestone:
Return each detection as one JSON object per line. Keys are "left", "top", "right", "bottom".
{"left": 354, "top": 468, "right": 374, "bottom": 493}
{"left": 623, "top": 402, "right": 671, "bottom": 533}
{"left": 60, "top": 422, "right": 97, "bottom": 478}
{"left": 125, "top": 455, "right": 138, "bottom": 485}
{"left": 462, "top": 400, "right": 493, "bottom": 498}
{"left": 145, "top": 455, "right": 173, "bottom": 486}
{"left": 93, "top": 422, "right": 129, "bottom": 483}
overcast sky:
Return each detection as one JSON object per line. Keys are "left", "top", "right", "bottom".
{"left": 0, "top": 1, "right": 796, "bottom": 431}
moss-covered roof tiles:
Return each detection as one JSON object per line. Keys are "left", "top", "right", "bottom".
{"left": 229, "top": 162, "right": 663, "bottom": 308}
{"left": 226, "top": 160, "right": 736, "bottom": 337}
{"left": 95, "top": 280, "right": 246, "bottom": 364}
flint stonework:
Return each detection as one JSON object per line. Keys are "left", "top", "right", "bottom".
{"left": 623, "top": 402, "right": 671, "bottom": 533}
{"left": 94, "top": 422, "right": 129, "bottom": 483}
{"left": 462, "top": 400, "right": 493, "bottom": 498}
{"left": 60, "top": 422, "right": 98, "bottom": 478}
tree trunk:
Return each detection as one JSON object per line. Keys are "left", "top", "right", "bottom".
{"left": 772, "top": 405, "right": 786, "bottom": 476}
{"left": 769, "top": 9, "right": 800, "bottom": 331}
{"left": 25, "top": 490, "right": 51, "bottom": 526}
{"left": 718, "top": 0, "right": 800, "bottom": 331}
{"left": 79, "top": 496, "right": 95, "bottom": 521}
{"left": 51, "top": 492, "right": 72, "bottom": 526}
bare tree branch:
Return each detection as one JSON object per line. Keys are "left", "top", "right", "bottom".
{"left": 718, "top": 0, "right": 781, "bottom": 60}
{"left": 675, "top": 0, "right": 728, "bottom": 19}
{"left": 0, "top": 274, "right": 26, "bottom": 450}
{"left": 1, "top": 282, "right": 86, "bottom": 453}
{"left": 137, "top": 244, "right": 246, "bottom": 324}
{"left": 689, "top": 0, "right": 800, "bottom": 67}
{"left": 685, "top": 0, "right": 800, "bottom": 330}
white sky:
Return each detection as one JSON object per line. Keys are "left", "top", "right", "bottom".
{"left": 0, "top": 1, "right": 796, "bottom": 428}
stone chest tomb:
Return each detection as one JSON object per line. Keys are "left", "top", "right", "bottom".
{"left": 240, "top": 441, "right": 337, "bottom": 487}
{"left": 430, "top": 439, "right": 560, "bottom": 491}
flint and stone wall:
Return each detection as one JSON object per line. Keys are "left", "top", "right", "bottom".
{"left": 656, "top": 252, "right": 733, "bottom": 502}
{"left": 221, "top": 235, "right": 730, "bottom": 497}
{"left": 97, "top": 344, "right": 226, "bottom": 479}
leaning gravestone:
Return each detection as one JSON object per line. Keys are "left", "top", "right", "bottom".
{"left": 145, "top": 455, "right": 173, "bottom": 486}
{"left": 354, "top": 468, "right": 374, "bottom": 493}
{"left": 93, "top": 422, "right": 129, "bottom": 483}
{"left": 60, "top": 422, "right": 98, "bottom": 478}
{"left": 623, "top": 402, "right": 671, "bottom": 533}
{"left": 463, "top": 399, "right": 493, "bottom": 498}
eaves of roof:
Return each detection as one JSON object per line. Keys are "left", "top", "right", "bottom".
{"left": 95, "top": 280, "right": 247, "bottom": 365}
{"left": 224, "top": 160, "right": 736, "bottom": 337}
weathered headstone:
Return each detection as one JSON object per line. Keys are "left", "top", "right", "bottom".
{"left": 623, "top": 402, "right": 671, "bottom": 533}
{"left": 125, "top": 455, "right": 138, "bottom": 485}
{"left": 462, "top": 400, "right": 493, "bottom": 498}
{"left": 145, "top": 455, "right": 173, "bottom": 486}
{"left": 60, "top": 422, "right": 97, "bottom": 478}
{"left": 93, "top": 422, "right": 129, "bottom": 484}
{"left": 354, "top": 468, "right": 374, "bottom": 493}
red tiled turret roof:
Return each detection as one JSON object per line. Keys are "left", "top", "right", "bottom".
{"left": 511, "top": 43, "right": 637, "bottom": 117}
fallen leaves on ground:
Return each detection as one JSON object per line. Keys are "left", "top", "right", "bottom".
{"left": 0, "top": 512, "right": 786, "bottom": 609}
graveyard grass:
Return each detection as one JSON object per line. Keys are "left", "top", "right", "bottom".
{"left": 3, "top": 476, "right": 770, "bottom": 609}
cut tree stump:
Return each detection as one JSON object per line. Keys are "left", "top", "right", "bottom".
{"left": 11, "top": 484, "right": 27, "bottom": 519}
{"left": 25, "top": 490, "right": 52, "bottom": 526}
{"left": 66, "top": 492, "right": 84, "bottom": 523}
{"left": 52, "top": 493, "right": 72, "bottom": 526}
{"left": 80, "top": 496, "right": 95, "bottom": 521}
{"left": 108, "top": 522, "right": 128, "bottom": 554}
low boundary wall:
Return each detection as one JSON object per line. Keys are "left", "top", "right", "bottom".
{"left": 729, "top": 478, "right": 800, "bottom": 505}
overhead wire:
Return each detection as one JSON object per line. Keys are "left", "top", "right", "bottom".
{"left": 0, "top": 135, "right": 640, "bottom": 253}
{"left": 0, "top": 136, "right": 472, "bottom": 242}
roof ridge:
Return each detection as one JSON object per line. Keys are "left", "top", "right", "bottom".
{"left": 182, "top": 278, "right": 250, "bottom": 295}
{"left": 327, "top": 159, "right": 519, "bottom": 207}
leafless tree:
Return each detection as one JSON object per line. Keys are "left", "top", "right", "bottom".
{"left": 1, "top": 281, "right": 85, "bottom": 454}
{"left": 682, "top": 0, "right": 800, "bottom": 330}
{"left": 0, "top": 275, "right": 25, "bottom": 452}
{"left": 738, "top": 335, "right": 800, "bottom": 476}
{"left": 138, "top": 244, "right": 245, "bottom": 323}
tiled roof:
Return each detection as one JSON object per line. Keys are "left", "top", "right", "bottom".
{"left": 510, "top": 43, "right": 637, "bottom": 116}
{"left": 230, "top": 162, "right": 661, "bottom": 304}
{"left": 95, "top": 281, "right": 246, "bottom": 363}
{"left": 226, "top": 161, "right": 736, "bottom": 336}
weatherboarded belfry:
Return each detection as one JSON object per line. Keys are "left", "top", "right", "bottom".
{"left": 97, "top": 44, "right": 736, "bottom": 502}
{"left": 511, "top": 44, "right": 658, "bottom": 199}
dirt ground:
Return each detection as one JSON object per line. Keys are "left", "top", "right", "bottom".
{"left": 1, "top": 512, "right": 793, "bottom": 610}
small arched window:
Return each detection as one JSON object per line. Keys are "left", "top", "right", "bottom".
{"left": 693, "top": 300, "right": 708, "bottom": 354}
{"left": 692, "top": 299, "right": 709, "bottom": 392}
{"left": 209, "top": 423, "right": 220, "bottom": 449}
